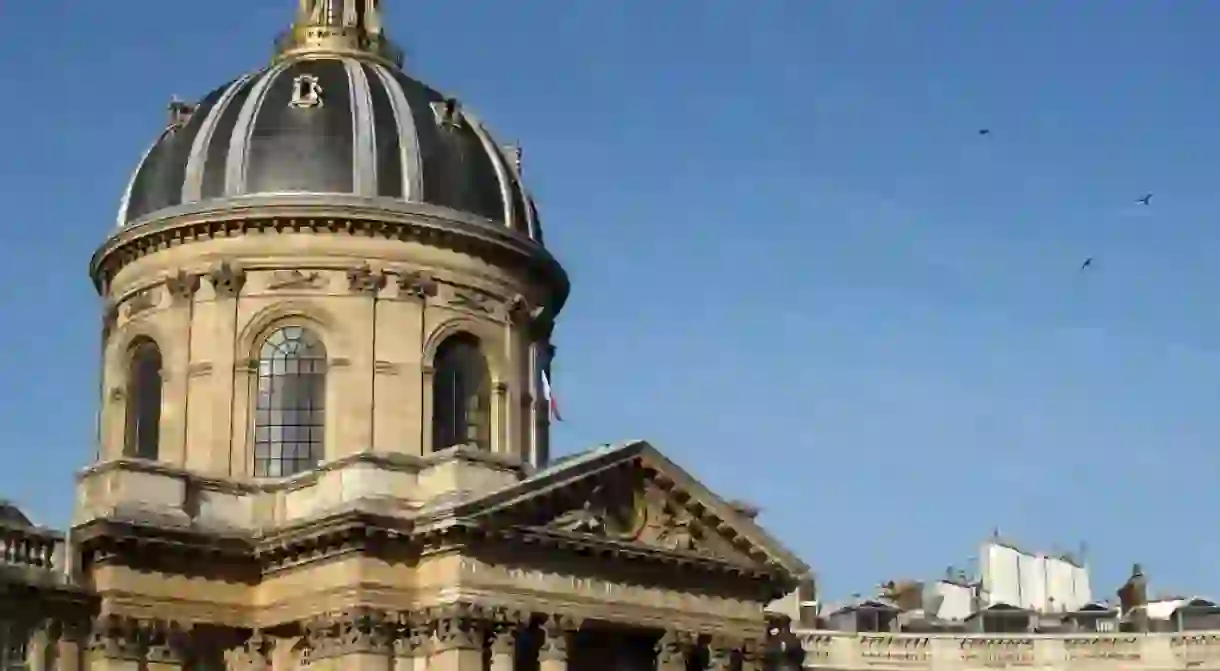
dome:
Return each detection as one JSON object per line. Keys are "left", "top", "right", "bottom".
{"left": 116, "top": 1, "right": 541, "bottom": 242}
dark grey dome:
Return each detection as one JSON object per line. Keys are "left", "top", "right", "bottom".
{"left": 117, "top": 55, "right": 540, "bottom": 241}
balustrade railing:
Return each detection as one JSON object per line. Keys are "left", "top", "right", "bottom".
{"left": 0, "top": 520, "right": 64, "bottom": 580}
{"left": 797, "top": 630, "right": 1220, "bottom": 669}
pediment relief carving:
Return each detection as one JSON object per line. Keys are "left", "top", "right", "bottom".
{"left": 533, "top": 467, "right": 756, "bottom": 565}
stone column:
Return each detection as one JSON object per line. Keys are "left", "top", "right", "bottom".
{"left": 143, "top": 622, "right": 189, "bottom": 671}
{"left": 86, "top": 616, "right": 142, "bottom": 671}
{"left": 393, "top": 617, "right": 430, "bottom": 671}
{"left": 427, "top": 606, "right": 485, "bottom": 671}
{"left": 325, "top": 608, "right": 395, "bottom": 671}
{"left": 739, "top": 638, "right": 765, "bottom": 671}
{"left": 706, "top": 637, "right": 734, "bottom": 671}
{"left": 54, "top": 619, "right": 89, "bottom": 671}
{"left": 538, "top": 615, "right": 580, "bottom": 671}
{"left": 655, "top": 630, "right": 691, "bottom": 671}
{"left": 489, "top": 609, "right": 531, "bottom": 671}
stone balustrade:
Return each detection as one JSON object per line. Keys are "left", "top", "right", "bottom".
{"left": 796, "top": 630, "right": 1220, "bottom": 669}
{"left": 0, "top": 519, "right": 66, "bottom": 584}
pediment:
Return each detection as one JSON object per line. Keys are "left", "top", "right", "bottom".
{"left": 460, "top": 441, "right": 810, "bottom": 582}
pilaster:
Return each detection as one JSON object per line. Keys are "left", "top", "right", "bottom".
{"left": 538, "top": 615, "right": 580, "bottom": 671}
{"left": 655, "top": 630, "right": 693, "bottom": 671}
{"left": 427, "top": 605, "right": 485, "bottom": 671}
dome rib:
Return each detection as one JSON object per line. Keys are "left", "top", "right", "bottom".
{"left": 344, "top": 59, "right": 379, "bottom": 197}
{"left": 367, "top": 62, "right": 423, "bottom": 200}
{"left": 182, "top": 75, "right": 255, "bottom": 203}
{"left": 225, "top": 61, "right": 294, "bottom": 197}
{"left": 116, "top": 54, "right": 542, "bottom": 243}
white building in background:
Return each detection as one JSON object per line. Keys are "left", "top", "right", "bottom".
{"left": 978, "top": 538, "right": 1092, "bottom": 613}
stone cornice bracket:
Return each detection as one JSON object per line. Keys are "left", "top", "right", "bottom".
{"left": 166, "top": 269, "right": 201, "bottom": 304}
{"left": 539, "top": 614, "right": 583, "bottom": 660}
{"left": 427, "top": 603, "right": 488, "bottom": 652}
{"left": 208, "top": 262, "right": 246, "bottom": 298}
{"left": 397, "top": 271, "right": 439, "bottom": 300}
{"left": 348, "top": 263, "right": 387, "bottom": 295}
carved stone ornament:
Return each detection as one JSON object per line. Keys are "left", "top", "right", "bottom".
{"left": 268, "top": 268, "right": 325, "bottom": 290}
{"left": 125, "top": 287, "right": 158, "bottom": 317}
{"left": 165, "top": 270, "right": 201, "bottom": 303}
{"left": 397, "top": 271, "right": 438, "bottom": 299}
{"left": 429, "top": 604, "right": 484, "bottom": 652}
{"left": 338, "top": 607, "right": 396, "bottom": 656}
{"left": 447, "top": 288, "right": 494, "bottom": 314}
{"left": 289, "top": 73, "right": 325, "bottom": 109}
{"left": 506, "top": 294, "right": 533, "bottom": 326}
{"left": 347, "top": 264, "right": 386, "bottom": 294}
{"left": 546, "top": 472, "right": 648, "bottom": 540}
{"left": 539, "top": 615, "right": 581, "bottom": 661}
{"left": 656, "top": 630, "right": 693, "bottom": 667}
{"left": 226, "top": 629, "right": 272, "bottom": 671}
{"left": 208, "top": 262, "right": 246, "bottom": 298}
{"left": 431, "top": 98, "right": 462, "bottom": 128}
{"left": 88, "top": 615, "right": 143, "bottom": 660}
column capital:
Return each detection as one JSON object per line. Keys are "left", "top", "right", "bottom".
{"left": 539, "top": 613, "right": 582, "bottom": 661}
{"left": 427, "top": 604, "right": 488, "bottom": 652}
{"left": 655, "top": 629, "right": 695, "bottom": 667}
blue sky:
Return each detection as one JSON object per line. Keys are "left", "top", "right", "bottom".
{"left": 1, "top": 1, "right": 1218, "bottom": 601}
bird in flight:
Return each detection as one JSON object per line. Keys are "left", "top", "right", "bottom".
{"left": 1137, "top": 193, "right": 1152, "bottom": 205}
{"left": 1080, "top": 257, "right": 1094, "bottom": 271}
{"left": 978, "top": 129, "right": 991, "bottom": 136}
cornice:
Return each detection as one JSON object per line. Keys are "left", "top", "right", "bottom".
{"left": 90, "top": 195, "right": 569, "bottom": 312}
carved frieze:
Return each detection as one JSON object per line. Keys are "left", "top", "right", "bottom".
{"left": 268, "top": 269, "right": 325, "bottom": 291}
{"left": 165, "top": 270, "right": 201, "bottom": 303}
{"left": 447, "top": 287, "right": 495, "bottom": 314}
{"left": 209, "top": 262, "right": 246, "bottom": 298}
{"left": 397, "top": 271, "right": 439, "bottom": 299}
{"left": 125, "top": 287, "right": 158, "bottom": 317}
{"left": 348, "top": 264, "right": 386, "bottom": 295}
{"left": 534, "top": 466, "right": 752, "bottom": 564}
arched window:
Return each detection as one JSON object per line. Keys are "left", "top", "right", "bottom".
{"left": 124, "top": 338, "right": 162, "bottom": 460}
{"left": 253, "top": 326, "right": 327, "bottom": 477}
{"left": 432, "top": 333, "right": 491, "bottom": 451}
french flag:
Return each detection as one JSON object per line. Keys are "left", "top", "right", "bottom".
{"left": 541, "top": 369, "right": 563, "bottom": 422}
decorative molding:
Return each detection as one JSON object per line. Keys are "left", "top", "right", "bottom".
{"left": 539, "top": 614, "right": 582, "bottom": 661}
{"left": 208, "top": 262, "right": 246, "bottom": 298}
{"left": 267, "top": 269, "right": 325, "bottom": 291}
{"left": 125, "top": 287, "right": 158, "bottom": 317}
{"left": 447, "top": 287, "right": 494, "bottom": 314}
{"left": 429, "top": 603, "right": 485, "bottom": 652}
{"left": 89, "top": 209, "right": 570, "bottom": 314}
{"left": 165, "top": 270, "right": 201, "bottom": 303}
{"left": 347, "top": 264, "right": 386, "bottom": 295}
{"left": 397, "top": 271, "right": 438, "bottom": 299}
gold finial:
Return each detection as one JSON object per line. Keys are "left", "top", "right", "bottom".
{"left": 275, "top": 0, "right": 403, "bottom": 66}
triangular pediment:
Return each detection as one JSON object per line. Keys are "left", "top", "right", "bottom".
{"left": 458, "top": 441, "right": 810, "bottom": 582}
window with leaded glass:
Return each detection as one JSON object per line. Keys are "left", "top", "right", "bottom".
{"left": 253, "top": 326, "right": 327, "bottom": 477}
{"left": 431, "top": 333, "right": 491, "bottom": 451}
{"left": 124, "top": 337, "right": 163, "bottom": 460}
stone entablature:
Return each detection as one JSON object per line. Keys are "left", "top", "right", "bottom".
{"left": 797, "top": 630, "right": 1220, "bottom": 669}
{"left": 74, "top": 447, "right": 522, "bottom": 534}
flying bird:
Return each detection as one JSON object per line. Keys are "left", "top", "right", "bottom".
{"left": 978, "top": 129, "right": 991, "bottom": 136}
{"left": 1080, "top": 257, "right": 1094, "bottom": 271}
{"left": 1137, "top": 193, "right": 1152, "bottom": 205}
